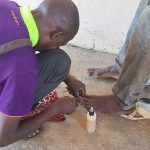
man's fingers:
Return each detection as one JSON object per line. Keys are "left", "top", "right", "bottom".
{"left": 87, "top": 68, "right": 95, "bottom": 76}
{"left": 74, "top": 90, "right": 80, "bottom": 97}
{"left": 79, "top": 97, "right": 89, "bottom": 102}
{"left": 78, "top": 88, "right": 83, "bottom": 96}
{"left": 79, "top": 88, "right": 86, "bottom": 96}
{"left": 76, "top": 97, "right": 81, "bottom": 103}
{"left": 77, "top": 86, "right": 86, "bottom": 97}
{"left": 72, "top": 99, "right": 79, "bottom": 107}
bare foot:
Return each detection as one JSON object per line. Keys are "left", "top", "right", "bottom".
{"left": 80, "top": 95, "right": 134, "bottom": 115}
{"left": 87, "top": 64, "right": 120, "bottom": 79}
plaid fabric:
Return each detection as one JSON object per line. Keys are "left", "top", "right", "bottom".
{"left": 23, "top": 91, "right": 66, "bottom": 122}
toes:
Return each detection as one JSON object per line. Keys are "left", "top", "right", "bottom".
{"left": 81, "top": 100, "right": 94, "bottom": 109}
{"left": 27, "top": 134, "right": 32, "bottom": 138}
{"left": 87, "top": 68, "right": 96, "bottom": 71}
{"left": 35, "top": 129, "right": 40, "bottom": 134}
{"left": 78, "top": 96, "right": 98, "bottom": 110}
{"left": 80, "top": 100, "right": 87, "bottom": 106}
{"left": 85, "top": 104, "right": 92, "bottom": 110}
{"left": 26, "top": 128, "right": 40, "bottom": 138}
{"left": 80, "top": 100, "right": 97, "bottom": 111}
{"left": 32, "top": 132, "right": 36, "bottom": 136}
{"left": 82, "top": 102, "right": 91, "bottom": 110}
{"left": 87, "top": 68, "right": 96, "bottom": 76}
{"left": 80, "top": 97, "right": 94, "bottom": 103}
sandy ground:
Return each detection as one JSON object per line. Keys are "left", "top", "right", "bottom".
{"left": 1, "top": 45, "right": 150, "bottom": 150}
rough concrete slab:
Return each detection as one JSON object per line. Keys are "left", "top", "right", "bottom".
{"left": 1, "top": 45, "right": 150, "bottom": 150}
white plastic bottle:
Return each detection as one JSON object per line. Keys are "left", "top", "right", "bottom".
{"left": 86, "top": 107, "right": 96, "bottom": 133}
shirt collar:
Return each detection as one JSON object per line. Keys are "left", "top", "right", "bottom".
{"left": 20, "top": 5, "right": 39, "bottom": 47}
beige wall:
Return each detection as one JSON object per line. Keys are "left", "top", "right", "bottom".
{"left": 14, "top": 0, "right": 140, "bottom": 54}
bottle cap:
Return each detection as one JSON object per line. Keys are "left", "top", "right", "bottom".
{"left": 89, "top": 107, "right": 95, "bottom": 116}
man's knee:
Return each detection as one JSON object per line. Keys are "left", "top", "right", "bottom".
{"left": 37, "top": 48, "right": 71, "bottom": 80}
{"left": 45, "top": 48, "right": 71, "bottom": 75}
{"left": 53, "top": 48, "right": 71, "bottom": 74}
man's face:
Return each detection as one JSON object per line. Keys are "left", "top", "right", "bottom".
{"left": 34, "top": 28, "right": 74, "bottom": 51}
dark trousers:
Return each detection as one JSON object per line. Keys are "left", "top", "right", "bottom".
{"left": 34, "top": 48, "right": 71, "bottom": 104}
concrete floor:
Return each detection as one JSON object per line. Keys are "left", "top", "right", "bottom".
{"left": 1, "top": 45, "right": 150, "bottom": 150}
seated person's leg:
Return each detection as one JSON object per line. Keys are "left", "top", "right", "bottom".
{"left": 87, "top": 0, "right": 149, "bottom": 79}
{"left": 83, "top": 6, "right": 150, "bottom": 115}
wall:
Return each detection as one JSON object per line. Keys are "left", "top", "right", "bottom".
{"left": 14, "top": 0, "right": 140, "bottom": 54}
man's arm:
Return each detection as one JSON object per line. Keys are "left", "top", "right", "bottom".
{"left": 0, "top": 97, "right": 77, "bottom": 147}
{"left": 64, "top": 75, "right": 86, "bottom": 97}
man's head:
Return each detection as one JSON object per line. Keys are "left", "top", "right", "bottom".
{"left": 32, "top": 0, "right": 79, "bottom": 51}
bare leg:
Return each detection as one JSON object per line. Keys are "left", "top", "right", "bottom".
{"left": 87, "top": 0, "right": 149, "bottom": 80}
{"left": 83, "top": 6, "right": 150, "bottom": 114}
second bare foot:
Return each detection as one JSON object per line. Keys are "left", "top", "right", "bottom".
{"left": 80, "top": 95, "right": 134, "bottom": 115}
{"left": 87, "top": 64, "right": 120, "bottom": 80}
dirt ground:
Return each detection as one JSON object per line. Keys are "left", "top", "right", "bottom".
{"left": 1, "top": 45, "right": 150, "bottom": 150}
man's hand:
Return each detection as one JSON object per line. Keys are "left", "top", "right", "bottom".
{"left": 65, "top": 75, "right": 86, "bottom": 97}
{"left": 56, "top": 96, "right": 78, "bottom": 115}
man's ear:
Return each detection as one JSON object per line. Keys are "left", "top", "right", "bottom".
{"left": 50, "top": 31, "right": 64, "bottom": 40}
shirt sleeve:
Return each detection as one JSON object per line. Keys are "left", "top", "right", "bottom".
{"left": 0, "top": 73, "right": 38, "bottom": 117}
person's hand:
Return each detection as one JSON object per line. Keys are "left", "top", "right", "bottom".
{"left": 65, "top": 76, "right": 86, "bottom": 97}
{"left": 57, "top": 96, "right": 78, "bottom": 115}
